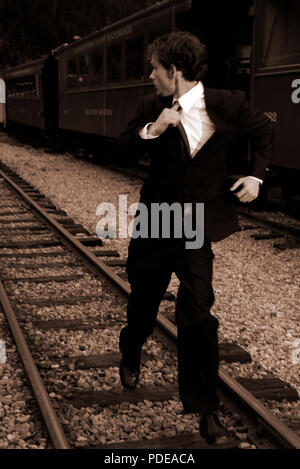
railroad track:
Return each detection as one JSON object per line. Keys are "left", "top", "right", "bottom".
{"left": 0, "top": 160, "right": 299, "bottom": 450}
{"left": 235, "top": 208, "right": 300, "bottom": 250}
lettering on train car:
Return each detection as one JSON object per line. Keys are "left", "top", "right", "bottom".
{"left": 291, "top": 79, "right": 300, "bottom": 104}
{"left": 6, "top": 67, "right": 38, "bottom": 79}
{"left": 73, "top": 26, "right": 133, "bottom": 56}
{"left": 264, "top": 111, "right": 277, "bottom": 122}
{"left": 85, "top": 109, "right": 112, "bottom": 116}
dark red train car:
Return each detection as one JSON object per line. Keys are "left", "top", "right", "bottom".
{"left": 250, "top": 0, "right": 300, "bottom": 202}
{"left": 55, "top": 0, "right": 191, "bottom": 139}
{"left": 4, "top": 55, "right": 58, "bottom": 131}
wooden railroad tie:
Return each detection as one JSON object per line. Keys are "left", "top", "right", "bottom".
{"left": 38, "top": 351, "right": 150, "bottom": 370}
{"left": 61, "top": 376, "right": 298, "bottom": 409}
{"left": 37, "top": 343, "right": 251, "bottom": 369}
{"left": 92, "top": 433, "right": 237, "bottom": 450}
{"left": 0, "top": 251, "right": 71, "bottom": 258}
{"left": 219, "top": 343, "right": 251, "bottom": 363}
{"left": 274, "top": 239, "right": 300, "bottom": 250}
{"left": 104, "top": 259, "right": 127, "bottom": 267}
{"left": 0, "top": 225, "right": 48, "bottom": 232}
{"left": 0, "top": 236, "right": 103, "bottom": 249}
{"left": 0, "top": 210, "right": 29, "bottom": 216}
{"left": 0, "top": 217, "right": 37, "bottom": 224}
{"left": 0, "top": 239, "right": 62, "bottom": 248}
{"left": 0, "top": 261, "right": 84, "bottom": 269}
{"left": 16, "top": 295, "right": 99, "bottom": 306}
{"left": 63, "top": 384, "right": 178, "bottom": 408}
{"left": 1, "top": 274, "right": 85, "bottom": 283}
{"left": 0, "top": 249, "right": 119, "bottom": 259}
{"left": 236, "top": 377, "right": 299, "bottom": 401}
{"left": 251, "top": 232, "right": 283, "bottom": 240}
{"left": 32, "top": 318, "right": 121, "bottom": 331}
{"left": 239, "top": 224, "right": 258, "bottom": 231}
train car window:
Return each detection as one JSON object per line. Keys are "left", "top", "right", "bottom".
{"left": 68, "top": 58, "right": 78, "bottom": 89}
{"left": 260, "top": 0, "right": 300, "bottom": 68}
{"left": 78, "top": 54, "right": 90, "bottom": 86}
{"left": 7, "top": 75, "right": 37, "bottom": 99}
{"left": 106, "top": 43, "right": 122, "bottom": 83}
{"left": 24, "top": 76, "right": 37, "bottom": 99}
{"left": 125, "top": 36, "right": 144, "bottom": 81}
{"left": 91, "top": 49, "right": 104, "bottom": 86}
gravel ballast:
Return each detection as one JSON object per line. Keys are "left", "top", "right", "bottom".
{"left": 0, "top": 137, "right": 299, "bottom": 447}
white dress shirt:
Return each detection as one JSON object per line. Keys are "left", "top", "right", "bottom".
{"left": 140, "top": 82, "right": 262, "bottom": 183}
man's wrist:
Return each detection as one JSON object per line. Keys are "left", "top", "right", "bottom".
{"left": 147, "top": 123, "right": 159, "bottom": 137}
{"left": 249, "top": 176, "right": 263, "bottom": 185}
{"left": 139, "top": 123, "right": 159, "bottom": 140}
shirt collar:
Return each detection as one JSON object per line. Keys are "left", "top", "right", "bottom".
{"left": 175, "top": 81, "right": 204, "bottom": 113}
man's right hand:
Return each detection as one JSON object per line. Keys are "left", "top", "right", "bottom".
{"left": 148, "top": 103, "right": 182, "bottom": 137}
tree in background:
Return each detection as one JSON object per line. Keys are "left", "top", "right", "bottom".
{"left": 0, "top": 0, "right": 157, "bottom": 69}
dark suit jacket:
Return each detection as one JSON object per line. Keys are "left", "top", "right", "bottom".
{"left": 115, "top": 88, "right": 274, "bottom": 242}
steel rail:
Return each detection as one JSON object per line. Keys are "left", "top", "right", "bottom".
{"left": 1, "top": 166, "right": 300, "bottom": 449}
{"left": 236, "top": 208, "right": 300, "bottom": 241}
{"left": 0, "top": 282, "right": 70, "bottom": 449}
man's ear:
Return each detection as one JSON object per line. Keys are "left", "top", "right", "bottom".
{"left": 168, "top": 64, "right": 176, "bottom": 79}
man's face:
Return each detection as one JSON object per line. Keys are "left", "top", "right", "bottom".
{"left": 149, "top": 54, "right": 176, "bottom": 97}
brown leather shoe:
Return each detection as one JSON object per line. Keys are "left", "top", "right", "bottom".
{"left": 199, "top": 412, "right": 231, "bottom": 446}
{"left": 119, "top": 360, "right": 140, "bottom": 389}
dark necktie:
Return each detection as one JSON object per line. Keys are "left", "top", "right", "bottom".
{"left": 173, "top": 100, "right": 191, "bottom": 156}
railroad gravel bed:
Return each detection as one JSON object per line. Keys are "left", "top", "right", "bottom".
{"left": 0, "top": 246, "right": 65, "bottom": 254}
{"left": 0, "top": 234, "right": 57, "bottom": 242}
{"left": 0, "top": 265, "right": 87, "bottom": 278}
{"left": 59, "top": 399, "right": 199, "bottom": 448}
{"left": 14, "top": 293, "right": 127, "bottom": 321}
{"left": 4, "top": 277, "right": 102, "bottom": 300}
{"left": 0, "top": 139, "right": 299, "bottom": 447}
{"left": 0, "top": 315, "right": 50, "bottom": 449}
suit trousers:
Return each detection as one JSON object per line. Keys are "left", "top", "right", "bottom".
{"left": 119, "top": 237, "right": 220, "bottom": 414}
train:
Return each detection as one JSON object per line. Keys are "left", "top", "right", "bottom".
{"left": 0, "top": 0, "right": 299, "bottom": 212}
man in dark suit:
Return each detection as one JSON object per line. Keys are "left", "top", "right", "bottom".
{"left": 116, "top": 31, "right": 273, "bottom": 444}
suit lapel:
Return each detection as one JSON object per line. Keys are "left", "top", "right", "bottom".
{"left": 155, "top": 95, "right": 190, "bottom": 163}
{"left": 188, "top": 88, "right": 232, "bottom": 163}
{"left": 204, "top": 88, "right": 226, "bottom": 130}
{"left": 153, "top": 90, "right": 229, "bottom": 163}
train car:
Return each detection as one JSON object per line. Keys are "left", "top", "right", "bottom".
{"left": 55, "top": 0, "right": 254, "bottom": 141}
{"left": 3, "top": 0, "right": 254, "bottom": 143}
{"left": 4, "top": 55, "right": 58, "bottom": 132}
{"left": 0, "top": 78, "right": 6, "bottom": 127}
{"left": 250, "top": 0, "right": 300, "bottom": 205}
{"left": 55, "top": 0, "right": 192, "bottom": 139}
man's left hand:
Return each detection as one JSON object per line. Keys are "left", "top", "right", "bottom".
{"left": 230, "top": 176, "right": 260, "bottom": 203}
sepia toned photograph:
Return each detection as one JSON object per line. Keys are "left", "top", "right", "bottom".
{"left": 0, "top": 0, "right": 299, "bottom": 456}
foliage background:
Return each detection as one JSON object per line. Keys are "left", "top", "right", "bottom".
{"left": 0, "top": 0, "right": 157, "bottom": 69}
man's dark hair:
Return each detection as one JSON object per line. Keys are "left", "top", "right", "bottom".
{"left": 147, "top": 31, "right": 207, "bottom": 81}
